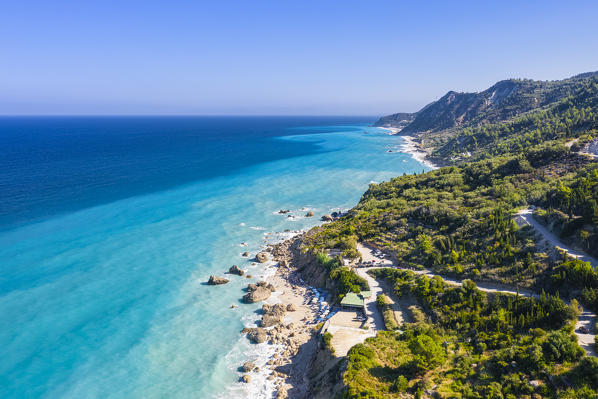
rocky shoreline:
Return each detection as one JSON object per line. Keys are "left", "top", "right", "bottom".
{"left": 233, "top": 235, "right": 331, "bottom": 399}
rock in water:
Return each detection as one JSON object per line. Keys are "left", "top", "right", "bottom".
{"left": 242, "top": 361, "right": 256, "bottom": 372}
{"left": 207, "top": 275, "right": 229, "bottom": 285}
{"left": 261, "top": 314, "right": 282, "bottom": 327}
{"left": 243, "top": 286, "right": 271, "bottom": 303}
{"left": 242, "top": 327, "right": 268, "bottom": 343}
{"left": 242, "top": 374, "right": 251, "bottom": 383}
{"left": 242, "top": 251, "right": 250, "bottom": 257}
{"left": 321, "top": 214, "right": 333, "bottom": 221}
{"left": 256, "top": 252, "right": 269, "bottom": 263}
{"left": 228, "top": 265, "right": 245, "bottom": 276}
{"left": 260, "top": 303, "right": 287, "bottom": 326}
{"left": 305, "top": 211, "right": 314, "bottom": 217}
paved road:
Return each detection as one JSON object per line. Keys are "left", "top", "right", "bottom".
{"left": 354, "top": 267, "right": 385, "bottom": 331}
{"left": 356, "top": 240, "right": 596, "bottom": 357}
{"left": 517, "top": 209, "right": 598, "bottom": 268}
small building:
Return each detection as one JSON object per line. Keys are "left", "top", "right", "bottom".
{"left": 340, "top": 292, "right": 367, "bottom": 311}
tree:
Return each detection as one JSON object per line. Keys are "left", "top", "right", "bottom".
{"left": 580, "top": 230, "right": 591, "bottom": 250}
{"left": 542, "top": 330, "right": 584, "bottom": 362}
{"left": 409, "top": 334, "right": 446, "bottom": 372}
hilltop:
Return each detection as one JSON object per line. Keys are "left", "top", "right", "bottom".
{"left": 375, "top": 71, "right": 598, "bottom": 135}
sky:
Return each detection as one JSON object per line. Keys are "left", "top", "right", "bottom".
{"left": 1, "top": 0, "right": 598, "bottom": 116}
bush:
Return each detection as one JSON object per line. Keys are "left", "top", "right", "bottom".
{"left": 542, "top": 330, "right": 584, "bottom": 363}
{"left": 393, "top": 375, "right": 409, "bottom": 392}
{"left": 409, "top": 333, "right": 446, "bottom": 372}
{"left": 322, "top": 332, "right": 335, "bottom": 354}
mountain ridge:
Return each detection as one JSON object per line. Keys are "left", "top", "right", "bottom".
{"left": 375, "top": 71, "right": 598, "bottom": 134}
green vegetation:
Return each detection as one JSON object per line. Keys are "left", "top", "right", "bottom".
{"left": 300, "top": 73, "right": 598, "bottom": 398}
{"left": 343, "top": 271, "right": 585, "bottom": 398}
{"left": 315, "top": 252, "right": 369, "bottom": 300}
{"left": 376, "top": 294, "right": 399, "bottom": 330}
{"left": 323, "top": 331, "right": 335, "bottom": 355}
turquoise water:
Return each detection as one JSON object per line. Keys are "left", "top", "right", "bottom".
{"left": 0, "top": 124, "right": 426, "bottom": 398}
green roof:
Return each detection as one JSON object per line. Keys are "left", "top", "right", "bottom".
{"left": 341, "top": 292, "right": 364, "bottom": 307}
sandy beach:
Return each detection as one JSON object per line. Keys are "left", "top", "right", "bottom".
{"left": 376, "top": 126, "right": 401, "bottom": 135}
{"left": 376, "top": 126, "right": 439, "bottom": 169}
{"left": 399, "top": 135, "right": 439, "bottom": 169}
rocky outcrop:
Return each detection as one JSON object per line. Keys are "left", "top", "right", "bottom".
{"left": 261, "top": 303, "right": 287, "bottom": 327}
{"left": 207, "top": 275, "right": 229, "bottom": 285}
{"left": 321, "top": 214, "right": 333, "bottom": 221}
{"left": 243, "top": 281, "right": 275, "bottom": 303}
{"left": 286, "top": 303, "right": 297, "bottom": 312}
{"left": 242, "top": 374, "right": 251, "bottom": 383}
{"left": 228, "top": 265, "right": 244, "bottom": 276}
{"left": 242, "top": 327, "right": 268, "bottom": 343}
{"left": 305, "top": 211, "right": 314, "bottom": 217}
{"left": 242, "top": 251, "right": 250, "bottom": 257}
{"left": 244, "top": 287, "right": 271, "bottom": 303}
{"left": 276, "top": 386, "right": 289, "bottom": 399}
{"left": 256, "top": 252, "right": 269, "bottom": 263}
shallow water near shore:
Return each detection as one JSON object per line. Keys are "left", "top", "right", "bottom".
{"left": 0, "top": 119, "right": 427, "bottom": 398}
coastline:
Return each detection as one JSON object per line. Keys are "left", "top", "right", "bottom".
{"left": 231, "top": 232, "right": 326, "bottom": 399}
{"left": 375, "top": 126, "right": 439, "bottom": 169}
{"left": 399, "top": 135, "right": 439, "bottom": 170}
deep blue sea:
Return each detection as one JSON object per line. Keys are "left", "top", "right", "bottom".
{"left": 0, "top": 117, "right": 427, "bottom": 398}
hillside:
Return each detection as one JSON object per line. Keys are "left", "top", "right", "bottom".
{"left": 294, "top": 72, "right": 598, "bottom": 398}
{"left": 373, "top": 112, "right": 416, "bottom": 130}
{"left": 375, "top": 71, "right": 598, "bottom": 135}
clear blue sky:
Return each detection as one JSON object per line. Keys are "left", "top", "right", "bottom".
{"left": 1, "top": 0, "right": 597, "bottom": 116}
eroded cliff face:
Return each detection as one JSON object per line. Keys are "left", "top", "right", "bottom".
{"left": 270, "top": 236, "right": 331, "bottom": 289}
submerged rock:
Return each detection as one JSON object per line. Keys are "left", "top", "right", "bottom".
{"left": 228, "top": 265, "right": 245, "bottom": 276}
{"left": 256, "top": 252, "right": 269, "bottom": 263}
{"left": 207, "top": 275, "right": 229, "bottom": 285}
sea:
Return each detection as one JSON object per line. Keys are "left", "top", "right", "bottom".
{"left": 0, "top": 116, "right": 428, "bottom": 398}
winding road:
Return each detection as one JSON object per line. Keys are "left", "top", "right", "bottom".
{"left": 356, "top": 220, "right": 597, "bottom": 357}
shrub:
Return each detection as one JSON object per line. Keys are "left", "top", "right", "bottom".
{"left": 409, "top": 334, "right": 446, "bottom": 372}
{"left": 322, "top": 332, "right": 335, "bottom": 354}
{"left": 393, "top": 375, "right": 409, "bottom": 392}
{"left": 542, "top": 330, "right": 584, "bottom": 363}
